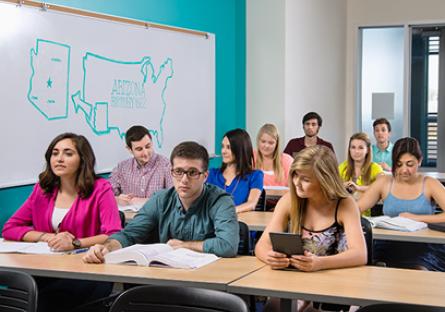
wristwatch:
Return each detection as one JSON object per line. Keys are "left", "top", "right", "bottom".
{"left": 72, "top": 238, "right": 82, "bottom": 249}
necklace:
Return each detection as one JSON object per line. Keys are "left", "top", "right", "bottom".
{"left": 224, "top": 177, "right": 240, "bottom": 196}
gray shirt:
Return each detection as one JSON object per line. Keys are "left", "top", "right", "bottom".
{"left": 111, "top": 184, "right": 239, "bottom": 257}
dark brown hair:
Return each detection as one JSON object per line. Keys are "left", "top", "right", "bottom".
{"left": 125, "top": 125, "right": 152, "bottom": 149}
{"left": 391, "top": 137, "right": 423, "bottom": 175}
{"left": 372, "top": 118, "right": 392, "bottom": 132}
{"left": 39, "top": 133, "right": 97, "bottom": 198}
{"left": 302, "top": 112, "right": 322, "bottom": 127}
{"left": 170, "top": 141, "right": 209, "bottom": 171}
{"left": 221, "top": 128, "right": 254, "bottom": 179}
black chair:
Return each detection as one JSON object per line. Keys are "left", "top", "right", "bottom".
{"left": 0, "top": 269, "right": 37, "bottom": 312}
{"left": 356, "top": 303, "right": 445, "bottom": 312}
{"left": 109, "top": 285, "right": 249, "bottom": 312}
{"left": 118, "top": 210, "right": 126, "bottom": 228}
{"left": 254, "top": 189, "right": 266, "bottom": 211}
{"left": 238, "top": 221, "right": 251, "bottom": 255}
{"left": 361, "top": 216, "right": 373, "bottom": 265}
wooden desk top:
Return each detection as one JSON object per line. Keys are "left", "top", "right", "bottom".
{"left": 124, "top": 211, "right": 137, "bottom": 220}
{"left": 373, "top": 227, "right": 445, "bottom": 244}
{"left": 228, "top": 265, "right": 445, "bottom": 307}
{"left": 0, "top": 254, "right": 264, "bottom": 291}
{"left": 238, "top": 211, "right": 273, "bottom": 231}
{"left": 237, "top": 211, "right": 445, "bottom": 244}
{"left": 264, "top": 187, "right": 288, "bottom": 198}
{"left": 423, "top": 172, "right": 445, "bottom": 183}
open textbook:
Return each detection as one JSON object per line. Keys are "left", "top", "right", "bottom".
{"left": 367, "top": 216, "right": 428, "bottom": 232}
{"left": 104, "top": 244, "right": 219, "bottom": 269}
{"left": 0, "top": 241, "right": 65, "bottom": 255}
{"left": 118, "top": 202, "right": 144, "bottom": 212}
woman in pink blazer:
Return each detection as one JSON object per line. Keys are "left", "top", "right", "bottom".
{"left": 2, "top": 133, "right": 122, "bottom": 312}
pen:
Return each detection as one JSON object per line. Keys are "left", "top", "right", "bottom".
{"left": 69, "top": 248, "right": 89, "bottom": 255}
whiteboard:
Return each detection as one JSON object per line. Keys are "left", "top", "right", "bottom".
{"left": 0, "top": 2, "right": 215, "bottom": 188}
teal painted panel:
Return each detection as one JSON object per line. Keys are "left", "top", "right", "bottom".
{"left": 0, "top": 0, "right": 245, "bottom": 233}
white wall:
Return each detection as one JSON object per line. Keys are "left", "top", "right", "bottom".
{"left": 345, "top": 0, "right": 445, "bottom": 149}
{"left": 285, "top": 0, "right": 347, "bottom": 160}
{"left": 246, "top": 0, "right": 285, "bottom": 147}
{"left": 247, "top": 0, "right": 347, "bottom": 159}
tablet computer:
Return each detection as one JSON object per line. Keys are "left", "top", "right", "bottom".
{"left": 269, "top": 232, "right": 304, "bottom": 256}
{"left": 428, "top": 222, "right": 445, "bottom": 233}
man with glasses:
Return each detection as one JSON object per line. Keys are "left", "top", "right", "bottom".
{"left": 83, "top": 141, "right": 239, "bottom": 262}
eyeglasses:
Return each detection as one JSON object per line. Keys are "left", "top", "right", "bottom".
{"left": 171, "top": 168, "right": 205, "bottom": 179}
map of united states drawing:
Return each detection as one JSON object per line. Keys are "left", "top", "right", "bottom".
{"left": 27, "top": 39, "right": 173, "bottom": 147}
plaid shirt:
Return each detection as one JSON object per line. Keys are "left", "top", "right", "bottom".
{"left": 109, "top": 153, "right": 173, "bottom": 198}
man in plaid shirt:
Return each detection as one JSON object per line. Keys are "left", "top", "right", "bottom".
{"left": 109, "top": 125, "right": 173, "bottom": 208}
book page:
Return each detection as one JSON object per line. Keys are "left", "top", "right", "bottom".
{"left": 149, "top": 248, "right": 219, "bottom": 269}
{"left": 378, "top": 216, "right": 427, "bottom": 232}
{"left": 0, "top": 241, "right": 65, "bottom": 255}
{"left": 104, "top": 243, "right": 173, "bottom": 266}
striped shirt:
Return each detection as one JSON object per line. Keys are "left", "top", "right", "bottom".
{"left": 109, "top": 153, "right": 173, "bottom": 198}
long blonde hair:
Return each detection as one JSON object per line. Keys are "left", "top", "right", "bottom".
{"left": 255, "top": 124, "right": 285, "bottom": 182}
{"left": 344, "top": 132, "right": 372, "bottom": 185}
{"left": 289, "top": 145, "right": 349, "bottom": 234}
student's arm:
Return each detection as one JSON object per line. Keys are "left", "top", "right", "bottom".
{"left": 200, "top": 195, "right": 239, "bottom": 257}
{"left": 400, "top": 177, "right": 445, "bottom": 223}
{"left": 289, "top": 197, "right": 367, "bottom": 271}
{"left": 357, "top": 175, "right": 387, "bottom": 213}
{"left": 2, "top": 184, "right": 48, "bottom": 241}
{"left": 255, "top": 193, "right": 291, "bottom": 269}
{"left": 236, "top": 189, "right": 262, "bottom": 213}
{"left": 236, "top": 170, "right": 264, "bottom": 213}
{"left": 48, "top": 181, "right": 122, "bottom": 251}
{"left": 83, "top": 238, "right": 123, "bottom": 264}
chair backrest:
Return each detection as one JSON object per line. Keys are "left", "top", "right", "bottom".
{"left": 356, "top": 303, "right": 445, "bottom": 312}
{"left": 118, "top": 210, "right": 126, "bottom": 228}
{"left": 109, "top": 285, "right": 249, "bottom": 312}
{"left": 0, "top": 269, "right": 37, "bottom": 312}
{"left": 238, "top": 221, "right": 251, "bottom": 255}
{"left": 360, "top": 217, "right": 373, "bottom": 265}
{"left": 254, "top": 189, "right": 266, "bottom": 211}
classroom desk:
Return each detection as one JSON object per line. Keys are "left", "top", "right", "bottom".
{"left": 423, "top": 172, "right": 445, "bottom": 183}
{"left": 238, "top": 211, "right": 273, "bottom": 231}
{"left": 228, "top": 265, "right": 445, "bottom": 309}
{"left": 264, "top": 187, "right": 288, "bottom": 198}
{"left": 238, "top": 211, "right": 445, "bottom": 244}
{"left": 124, "top": 210, "right": 137, "bottom": 220}
{"left": 373, "top": 227, "right": 445, "bottom": 244}
{"left": 0, "top": 254, "right": 264, "bottom": 291}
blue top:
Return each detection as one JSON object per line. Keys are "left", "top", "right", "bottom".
{"left": 206, "top": 168, "right": 264, "bottom": 206}
{"left": 372, "top": 142, "right": 393, "bottom": 169}
{"left": 383, "top": 178, "right": 435, "bottom": 216}
{"left": 110, "top": 184, "right": 239, "bottom": 257}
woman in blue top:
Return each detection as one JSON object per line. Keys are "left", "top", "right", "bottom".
{"left": 207, "top": 128, "right": 264, "bottom": 213}
{"left": 359, "top": 137, "right": 445, "bottom": 271}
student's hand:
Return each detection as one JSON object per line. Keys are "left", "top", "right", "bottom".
{"left": 82, "top": 244, "right": 110, "bottom": 264}
{"left": 379, "top": 162, "right": 391, "bottom": 171}
{"left": 47, "top": 232, "right": 75, "bottom": 251}
{"left": 289, "top": 251, "right": 322, "bottom": 272}
{"left": 264, "top": 250, "right": 290, "bottom": 269}
{"left": 167, "top": 239, "right": 184, "bottom": 249}
{"left": 344, "top": 181, "right": 358, "bottom": 193}
{"left": 39, "top": 233, "right": 56, "bottom": 243}
{"left": 399, "top": 212, "right": 421, "bottom": 221}
{"left": 117, "top": 194, "right": 134, "bottom": 206}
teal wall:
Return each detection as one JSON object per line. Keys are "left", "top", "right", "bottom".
{"left": 0, "top": 0, "right": 245, "bottom": 231}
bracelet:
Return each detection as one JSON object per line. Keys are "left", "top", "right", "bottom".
{"left": 36, "top": 232, "right": 46, "bottom": 242}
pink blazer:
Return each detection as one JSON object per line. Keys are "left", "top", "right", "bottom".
{"left": 2, "top": 178, "right": 122, "bottom": 241}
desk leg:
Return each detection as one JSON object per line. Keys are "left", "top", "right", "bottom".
{"left": 280, "top": 298, "right": 292, "bottom": 312}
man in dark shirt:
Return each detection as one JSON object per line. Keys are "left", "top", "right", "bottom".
{"left": 284, "top": 112, "right": 335, "bottom": 157}
{"left": 83, "top": 141, "right": 239, "bottom": 263}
